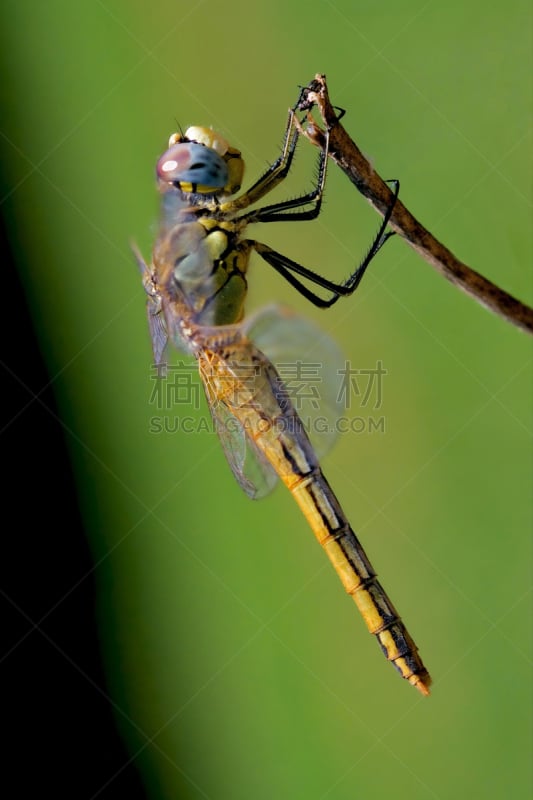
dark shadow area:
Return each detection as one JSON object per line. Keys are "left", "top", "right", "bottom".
{"left": 0, "top": 210, "right": 148, "bottom": 798}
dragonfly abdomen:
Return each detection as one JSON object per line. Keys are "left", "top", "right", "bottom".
{"left": 215, "top": 347, "right": 432, "bottom": 695}
{"left": 289, "top": 469, "right": 432, "bottom": 695}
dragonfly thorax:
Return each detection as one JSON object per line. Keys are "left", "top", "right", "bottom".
{"left": 157, "top": 127, "right": 244, "bottom": 196}
{"left": 152, "top": 188, "right": 252, "bottom": 329}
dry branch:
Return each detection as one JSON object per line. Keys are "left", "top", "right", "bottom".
{"left": 296, "top": 74, "right": 533, "bottom": 336}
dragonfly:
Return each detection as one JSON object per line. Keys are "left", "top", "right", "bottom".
{"left": 135, "top": 97, "right": 432, "bottom": 696}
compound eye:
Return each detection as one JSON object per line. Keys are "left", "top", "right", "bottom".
{"left": 156, "top": 142, "right": 229, "bottom": 188}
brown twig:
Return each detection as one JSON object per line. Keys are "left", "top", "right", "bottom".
{"left": 297, "top": 74, "right": 533, "bottom": 336}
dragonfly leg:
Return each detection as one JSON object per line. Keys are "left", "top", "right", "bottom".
{"left": 243, "top": 85, "right": 345, "bottom": 223}
{"left": 240, "top": 126, "right": 330, "bottom": 224}
{"left": 250, "top": 179, "right": 399, "bottom": 307}
{"left": 221, "top": 108, "right": 301, "bottom": 212}
{"left": 222, "top": 106, "right": 330, "bottom": 225}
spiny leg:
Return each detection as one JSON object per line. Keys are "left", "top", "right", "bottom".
{"left": 238, "top": 97, "right": 352, "bottom": 223}
{"left": 222, "top": 108, "right": 301, "bottom": 213}
{"left": 251, "top": 179, "right": 400, "bottom": 308}
{"left": 222, "top": 103, "right": 332, "bottom": 224}
{"left": 239, "top": 125, "right": 330, "bottom": 224}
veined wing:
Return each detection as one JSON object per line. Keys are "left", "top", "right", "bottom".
{"left": 132, "top": 242, "right": 169, "bottom": 374}
{"left": 145, "top": 290, "right": 169, "bottom": 375}
{"left": 198, "top": 305, "right": 346, "bottom": 500}
{"left": 200, "top": 359, "right": 278, "bottom": 500}
{"left": 244, "top": 304, "right": 346, "bottom": 461}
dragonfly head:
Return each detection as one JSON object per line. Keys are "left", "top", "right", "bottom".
{"left": 156, "top": 127, "right": 244, "bottom": 196}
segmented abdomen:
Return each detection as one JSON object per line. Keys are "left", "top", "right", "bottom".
{"left": 288, "top": 468, "right": 431, "bottom": 695}
{"left": 204, "top": 343, "right": 432, "bottom": 695}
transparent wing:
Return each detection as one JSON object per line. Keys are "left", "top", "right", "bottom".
{"left": 146, "top": 295, "right": 169, "bottom": 375}
{"left": 132, "top": 242, "right": 169, "bottom": 374}
{"left": 244, "top": 304, "right": 345, "bottom": 461}
{"left": 198, "top": 305, "right": 345, "bottom": 501}
{"left": 201, "top": 367, "right": 279, "bottom": 500}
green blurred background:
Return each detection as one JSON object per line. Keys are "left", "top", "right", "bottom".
{"left": 1, "top": 1, "right": 531, "bottom": 798}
